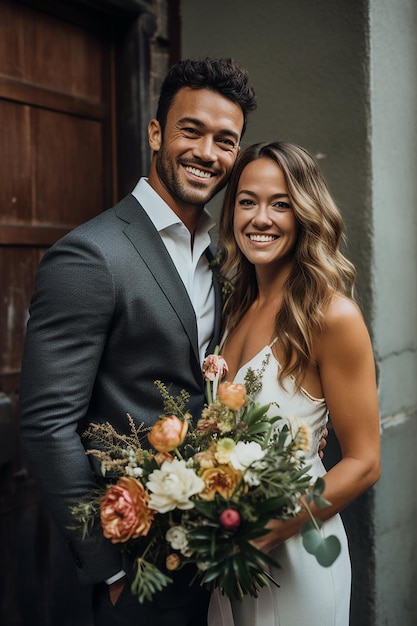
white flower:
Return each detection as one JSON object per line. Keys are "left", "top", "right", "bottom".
{"left": 146, "top": 458, "right": 205, "bottom": 514}
{"left": 165, "top": 525, "right": 193, "bottom": 556}
{"left": 230, "top": 441, "right": 266, "bottom": 471}
{"left": 242, "top": 469, "right": 260, "bottom": 486}
{"left": 166, "top": 526, "right": 188, "bottom": 551}
{"left": 125, "top": 465, "right": 143, "bottom": 478}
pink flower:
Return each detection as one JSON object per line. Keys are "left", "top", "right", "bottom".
{"left": 153, "top": 451, "right": 174, "bottom": 465}
{"left": 202, "top": 354, "right": 228, "bottom": 382}
{"left": 148, "top": 414, "right": 189, "bottom": 453}
{"left": 218, "top": 382, "right": 247, "bottom": 411}
{"left": 100, "top": 477, "right": 154, "bottom": 543}
{"left": 220, "top": 508, "right": 241, "bottom": 529}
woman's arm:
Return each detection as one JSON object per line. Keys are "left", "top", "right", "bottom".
{"left": 254, "top": 295, "right": 381, "bottom": 552}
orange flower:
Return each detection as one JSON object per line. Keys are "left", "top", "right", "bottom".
{"left": 148, "top": 414, "right": 189, "bottom": 453}
{"left": 100, "top": 476, "right": 154, "bottom": 543}
{"left": 199, "top": 465, "right": 242, "bottom": 501}
{"left": 218, "top": 382, "right": 247, "bottom": 411}
{"left": 166, "top": 553, "right": 181, "bottom": 571}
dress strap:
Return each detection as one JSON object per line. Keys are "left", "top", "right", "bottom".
{"left": 269, "top": 337, "right": 278, "bottom": 348}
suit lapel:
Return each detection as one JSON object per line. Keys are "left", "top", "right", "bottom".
{"left": 115, "top": 195, "right": 200, "bottom": 366}
{"left": 205, "top": 245, "right": 223, "bottom": 356}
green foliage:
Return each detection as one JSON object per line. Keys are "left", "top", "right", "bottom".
{"left": 131, "top": 558, "right": 173, "bottom": 604}
{"left": 187, "top": 495, "right": 280, "bottom": 599}
{"left": 154, "top": 380, "right": 190, "bottom": 418}
{"left": 237, "top": 398, "right": 281, "bottom": 444}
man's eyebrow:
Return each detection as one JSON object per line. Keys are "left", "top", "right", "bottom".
{"left": 177, "top": 117, "right": 240, "bottom": 143}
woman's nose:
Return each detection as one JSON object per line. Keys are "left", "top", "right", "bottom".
{"left": 252, "top": 206, "right": 273, "bottom": 228}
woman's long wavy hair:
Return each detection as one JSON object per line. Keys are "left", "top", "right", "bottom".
{"left": 218, "top": 141, "right": 357, "bottom": 386}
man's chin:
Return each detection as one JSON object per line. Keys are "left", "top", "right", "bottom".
{"left": 179, "top": 187, "right": 218, "bottom": 207}
{"left": 184, "top": 180, "right": 227, "bottom": 206}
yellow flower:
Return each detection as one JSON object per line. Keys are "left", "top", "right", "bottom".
{"left": 293, "top": 423, "right": 311, "bottom": 453}
{"left": 218, "top": 382, "right": 247, "bottom": 411}
{"left": 199, "top": 465, "right": 242, "bottom": 501}
{"left": 148, "top": 414, "right": 189, "bottom": 453}
{"left": 214, "top": 438, "right": 236, "bottom": 464}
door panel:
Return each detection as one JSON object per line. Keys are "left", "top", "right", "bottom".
{"left": 32, "top": 108, "right": 104, "bottom": 225}
{"left": 0, "top": 0, "right": 157, "bottom": 623}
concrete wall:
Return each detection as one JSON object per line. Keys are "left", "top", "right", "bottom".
{"left": 181, "top": 0, "right": 373, "bottom": 308}
{"left": 181, "top": 0, "right": 417, "bottom": 624}
{"left": 370, "top": 0, "right": 417, "bottom": 623}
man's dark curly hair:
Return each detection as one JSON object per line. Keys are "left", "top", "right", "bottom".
{"left": 155, "top": 57, "right": 257, "bottom": 139}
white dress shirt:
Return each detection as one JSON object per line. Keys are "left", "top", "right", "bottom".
{"left": 131, "top": 177, "right": 216, "bottom": 365}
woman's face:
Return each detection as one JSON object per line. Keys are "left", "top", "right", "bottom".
{"left": 233, "top": 157, "right": 299, "bottom": 271}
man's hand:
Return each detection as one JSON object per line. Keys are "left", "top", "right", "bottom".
{"left": 108, "top": 576, "right": 127, "bottom": 606}
{"left": 318, "top": 426, "right": 328, "bottom": 459}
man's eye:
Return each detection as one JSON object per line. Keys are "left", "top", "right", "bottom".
{"left": 182, "top": 128, "right": 199, "bottom": 136}
{"left": 217, "top": 138, "right": 236, "bottom": 149}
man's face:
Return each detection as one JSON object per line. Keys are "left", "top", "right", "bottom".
{"left": 148, "top": 87, "right": 244, "bottom": 215}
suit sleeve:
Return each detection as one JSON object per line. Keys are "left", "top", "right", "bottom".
{"left": 19, "top": 233, "right": 123, "bottom": 584}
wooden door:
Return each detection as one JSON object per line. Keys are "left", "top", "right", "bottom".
{"left": 0, "top": 1, "right": 155, "bottom": 624}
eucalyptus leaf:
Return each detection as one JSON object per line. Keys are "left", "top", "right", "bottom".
{"left": 314, "top": 535, "right": 341, "bottom": 567}
{"left": 301, "top": 526, "right": 323, "bottom": 554}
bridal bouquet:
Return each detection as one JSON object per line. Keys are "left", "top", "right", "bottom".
{"left": 71, "top": 350, "right": 340, "bottom": 603}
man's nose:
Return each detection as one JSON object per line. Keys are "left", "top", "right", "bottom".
{"left": 193, "top": 136, "right": 217, "bottom": 162}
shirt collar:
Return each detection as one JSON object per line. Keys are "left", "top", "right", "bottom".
{"left": 131, "top": 177, "right": 216, "bottom": 235}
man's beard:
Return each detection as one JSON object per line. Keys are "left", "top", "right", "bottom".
{"left": 155, "top": 147, "right": 229, "bottom": 208}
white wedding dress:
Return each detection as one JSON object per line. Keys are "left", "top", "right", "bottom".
{"left": 208, "top": 343, "right": 351, "bottom": 626}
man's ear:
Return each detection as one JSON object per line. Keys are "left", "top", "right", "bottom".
{"left": 148, "top": 119, "right": 162, "bottom": 151}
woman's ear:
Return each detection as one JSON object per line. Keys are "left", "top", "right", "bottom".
{"left": 148, "top": 119, "right": 162, "bottom": 151}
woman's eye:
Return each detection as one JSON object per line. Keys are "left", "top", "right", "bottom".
{"left": 237, "top": 199, "right": 255, "bottom": 207}
{"left": 274, "top": 201, "right": 291, "bottom": 210}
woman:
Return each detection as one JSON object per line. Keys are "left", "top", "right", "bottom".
{"left": 209, "top": 141, "right": 380, "bottom": 625}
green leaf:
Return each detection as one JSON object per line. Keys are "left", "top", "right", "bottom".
{"left": 312, "top": 494, "right": 332, "bottom": 509}
{"left": 301, "top": 525, "right": 323, "bottom": 554}
{"left": 300, "top": 523, "right": 341, "bottom": 567}
{"left": 314, "top": 535, "right": 341, "bottom": 567}
{"left": 312, "top": 476, "right": 325, "bottom": 495}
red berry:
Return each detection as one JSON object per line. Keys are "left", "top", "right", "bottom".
{"left": 220, "top": 508, "right": 241, "bottom": 529}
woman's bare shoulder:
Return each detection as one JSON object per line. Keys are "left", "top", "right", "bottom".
{"left": 323, "top": 293, "right": 365, "bottom": 328}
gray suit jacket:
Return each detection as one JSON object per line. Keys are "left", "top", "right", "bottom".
{"left": 19, "top": 194, "right": 223, "bottom": 584}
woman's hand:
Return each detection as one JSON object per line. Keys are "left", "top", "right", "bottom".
{"left": 252, "top": 516, "right": 303, "bottom": 554}
{"left": 318, "top": 426, "right": 328, "bottom": 459}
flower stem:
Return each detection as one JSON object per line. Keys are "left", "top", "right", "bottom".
{"left": 174, "top": 448, "right": 184, "bottom": 461}
{"left": 206, "top": 380, "right": 213, "bottom": 405}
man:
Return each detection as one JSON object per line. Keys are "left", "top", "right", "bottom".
{"left": 19, "top": 57, "right": 257, "bottom": 626}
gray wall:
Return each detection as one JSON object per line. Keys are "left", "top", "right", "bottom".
{"left": 370, "top": 0, "right": 417, "bottom": 623}
{"left": 181, "top": 0, "right": 417, "bottom": 624}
